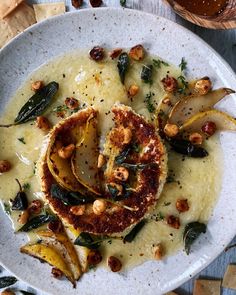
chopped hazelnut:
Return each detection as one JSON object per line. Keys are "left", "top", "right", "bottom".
{"left": 189, "top": 132, "right": 203, "bottom": 145}
{"left": 31, "top": 80, "right": 43, "bottom": 92}
{"left": 48, "top": 219, "right": 63, "bottom": 233}
{"left": 89, "top": 46, "right": 104, "bottom": 61}
{"left": 87, "top": 249, "right": 102, "bottom": 266}
{"left": 128, "top": 85, "right": 139, "bottom": 97}
{"left": 153, "top": 243, "right": 164, "bottom": 260}
{"left": 129, "top": 44, "right": 145, "bottom": 61}
{"left": 58, "top": 144, "right": 75, "bottom": 159}
{"left": 18, "top": 210, "right": 29, "bottom": 225}
{"left": 164, "top": 123, "right": 179, "bottom": 137}
{"left": 90, "top": 0, "right": 102, "bottom": 7}
{"left": 167, "top": 215, "right": 180, "bottom": 229}
{"left": 109, "top": 126, "right": 132, "bottom": 147}
{"left": 109, "top": 48, "right": 122, "bottom": 59}
{"left": 108, "top": 256, "right": 122, "bottom": 272}
{"left": 113, "top": 166, "right": 129, "bottom": 182}
{"left": 201, "top": 121, "right": 216, "bottom": 137}
{"left": 28, "top": 200, "right": 42, "bottom": 215}
{"left": 51, "top": 267, "right": 64, "bottom": 278}
{"left": 65, "top": 97, "right": 79, "bottom": 110}
{"left": 176, "top": 199, "right": 189, "bottom": 213}
{"left": 71, "top": 0, "right": 83, "bottom": 8}
{"left": 70, "top": 205, "right": 86, "bottom": 216}
{"left": 194, "top": 77, "right": 212, "bottom": 95}
{"left": 97, "top": 154, "right": 106, "bottom": 168}
{"left": 161, "top": 75, "right": 178, "bottom": 92}
{"left": 0, "top": 160, "right": 11, "bottom": 173}
{"left": 93, "top": 199, "right": 107, "bottom": 215}
{"left": 36, "top": 116, "right": 51, "bottom": 131}
{"left": 123, "top": 127, "right": 132, "bottom": 144}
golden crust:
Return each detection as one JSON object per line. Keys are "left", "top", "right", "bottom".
{"left": 39, "top": 105, "right": 167, "bottom": 235}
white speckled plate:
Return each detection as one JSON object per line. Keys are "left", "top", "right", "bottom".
{"left": 0, "top": 8, "right": 236, "bottom": 295}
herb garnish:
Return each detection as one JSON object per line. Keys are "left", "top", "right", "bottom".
{"left": 23, "top": 183, "right": 30, "bottom": 190}
{"left": 120, "top": 0, "right": 126, "bottom": 6}
{"left": 74, "top": 232, "right": 103, "bottom": 249}
{"left": 183, "top": 222, "right": 206, "bottom": 254}
{"left": 164, "top": 202, "right": 171, "bottom": 206}
{"left": 18, "top": 213, "right": 56, "bottom": 232}
{"left": 179, "top": 57, "right": 187, "bottom": 72}
{"left": 156, "top": 212, "right": 164, "bottom": 221}
{"left": 0, "top": 276, "right": 17, "bottom": 288}
{"left": 115, "top": 146, "right": 131, "bottom": 164}
{"left": 3, "top": 202, "right": 11, "bottom": 215}
{"left": 141, "top": 64, "right": 153, "bottom": 84}
{"left": 153, "top": 59, "right": 169, "bottom": 68}
{"left": 117, "top": 52, "right": 129, "bottom": 84}
{"left": 12, "top": 179, "right": 28, "bottom": 211}
{"left": 144, "top": 92, "right": 155, "bottom": 113}
{"left": 123, "top": 220, "right": 146, "bottom": 243}
{"left": 168, "top": 138, "right": 208, "bottom": 158}
{"left": 18, "top": 137, "right": 26, "bottom": 144}
{"left": 177, "top": 75, "right": 189, "bottom": 94}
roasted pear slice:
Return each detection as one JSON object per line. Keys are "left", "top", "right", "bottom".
{"left": 20, "top": 243, "right": 75, "bottom": 286}
{"left": 180, "top": 109, "right": 236, "bottom": 139}
{"left": 37, "top": 230, "right": 82, "bottom": 280}
{"left": 47, "top": 108, "right": 97, "bottom": 192}
{"left": 168, "top": 88, "right": 235, "bottom": 126}
{"left": 71, "top": 114, "right": 101, "bottom": 195}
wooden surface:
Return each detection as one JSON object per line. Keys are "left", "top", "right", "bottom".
{"left": 1, "top": 1, "right": 236, "bottom": 294}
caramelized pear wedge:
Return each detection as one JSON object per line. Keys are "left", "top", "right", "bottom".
{"left": 71, "top": 114, "right": 101, "bottom": 195}
{"left": 47, "top": 108, "right": 96, "bottom": 192}
{"left": 168, "top": 88, "right": 235, "bottom": 126}
{"left": 180, "top": 109, "right": 236, "bottom": 139}
{"left": 20, "top": 243, "right": 75, "bottom": 287}
{"left": 37, "top": 230, "right": 82, "bottom": 280}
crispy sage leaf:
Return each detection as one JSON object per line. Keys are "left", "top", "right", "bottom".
{"left": 18, "top": 214, "right": 56, "bottom": 232}
{"left": 183, "top": 221, "right": 207, "bottom": 255}
{"left": 115, "top": 146, "right": 131, "bottom": 164}
{"left": 19, "top": 291, "right": 35, "bottom": 295}
{"left": 0, "top": 82, "right": 59, "bottom": 127}
{"left": 74, "top": 232, "right": 101, "bottom": 249}
{"left": 50, "top": 184, "right": 94, "bottom": 206}
{"left": 124, "top": 220, "right": 146, "bottom": 243}
{"left": 0, "top": 276, "right": 17, "bottom": 288}
{"left": 168, "top": 138, "right": 208, "bottom": 158}
{"left": 117, "top": 52, "right": 129, "bottom": 84}
{"left": 12, "top": 179, "right": 28, "bottom": 211}
{"left": 141, "top": 64, "right": 153, "bottom": 84}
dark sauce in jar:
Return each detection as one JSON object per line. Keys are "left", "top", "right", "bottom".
{"left": 175, "top": 0, "right": 229, "bottom": 17}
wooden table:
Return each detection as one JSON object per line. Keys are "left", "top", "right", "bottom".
{"left": 1, "top": 1, "right": 236, "bottom": 294}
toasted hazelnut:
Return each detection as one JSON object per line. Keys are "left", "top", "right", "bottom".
{"left": 108, "top": 256, "right": 122, "bottom": 272}
{"left": 87, "top": 249, "right": 102, "bottom": 266}
{"left": 161, "top": 75, "right": 178, "bottom": 92}
{"left": 167, "top": 215, "right": 180, "bottom": 229}
{"left": 113, "top": 166, "right": 129, "bottom": 181}
{"left": 71, "top": 0, "right": 83, "bottom": 8}
{"left": 201, "top": 121, "right": 217, "bottom": 137}
{"left": 1, "top": 290, "right": 15, "bottom": 295}
{"left": 65, "top": 97, "right": 79, "bottom": 110}
{"left": 0, "top": 160, "right": 11, "bottom": 173}
{"left": 109, "top": 48, "right": 122, "bottom": 59}
{"left": 36, "top": 116, "right": 51, "bottom": 131}
{"left": 58, "top": 144, "right": 75, "bottom": 159}
{"left": 18, "top": 210, "right": 29, "bottom": 225}
{"left": 129, "top": 44, "right": 145, "bottom": 61}
{"left": 164, "top": 123, "right": 179, "bottom": 137}
{"left": 153, "top": 243, "right": 164, "bottom": 260}
{"left": 70, "top": 205, "right": 86, "bottom": 216}
{"left": 97, "top": 154, "right": 106, "bottom": 168}
{"left": 89, "top": 46, "right": 104, "bottom": 61}
{"left": 176, "top": 199, "right": 189, "bottom": 213}
{"left": 48, "top": 219, "right": 63, "bottom": 233}
{"left": 90, "top": 0, "right": 102, "bottom": 7}
{"left": 108, "top": 182, "right": 123, "bottom": 196}
{"left": 128, "top": 85, "right": 139, "bottom": 97}
{"left": 28, "top": 200, "right": 42, "bottom": 215}
{"left": 93, "top": 199, "right": 107, "bottom": 215}
{"left": 189, "top": 132, "right": 203, "bottom": 145}
{"left": 109, "top": 126, "right": 132, "bottom": 147}
{"left": 31, "top": 80, "right": 43, "bottom": 91}
{"left": 194, "top": 77, "right": 212, "bottom": 95}
{"left": 51, "top": 267, "right": 63, "bottom": 278}
{"left": 123, "top": 127, "right": 132, "bottom": 144}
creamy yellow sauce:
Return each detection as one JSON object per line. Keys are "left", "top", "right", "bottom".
{"left": 0, "top": 50, "right": 222, "bottom": 270}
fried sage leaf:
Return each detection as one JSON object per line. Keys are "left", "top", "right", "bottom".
{"left": 50, "top": 184, "right": 94, "bottom": 206}
{"left": 168, "top": 138, "right": 208, "bottom": 158}
{"left": 19, "top": 291, "right": 35, "bottom": 295}
{"left": 12, "top": 179, "right": 28, "bottom": 210}
{"left": 141, "top": 64, "right": 153, "bottom": 84}
{"left": 18, "top": 214, "right": 56, "bottom": 232}
{"left": 0, "top": 276, "right": 17, "bottom": 288}
{"left": 74, "top": 232, "right": 101, "bottom": 249}
{"left": 183, "top": 221, "right": 207, "bottom": 255}
{"left": 117, "top": 52, "right": 129, "bottom": 84}
{"left": 124, "top": 220, "right": 146, "bottom": 243}
{"left": 0, "top": 82, "right": 59, "bottom": 127}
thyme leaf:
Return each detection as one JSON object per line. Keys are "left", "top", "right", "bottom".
{"left": 153, "top": 59, "right": 169, "bottom": 68}
{"left": 18, "top": 137, "right": 26, "bottom": 144}
{"left": 179, "top": 57, "right": 187, "bottom": 72}
{"left": 144, "top": 92, "right": 155, "bottom": 113}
